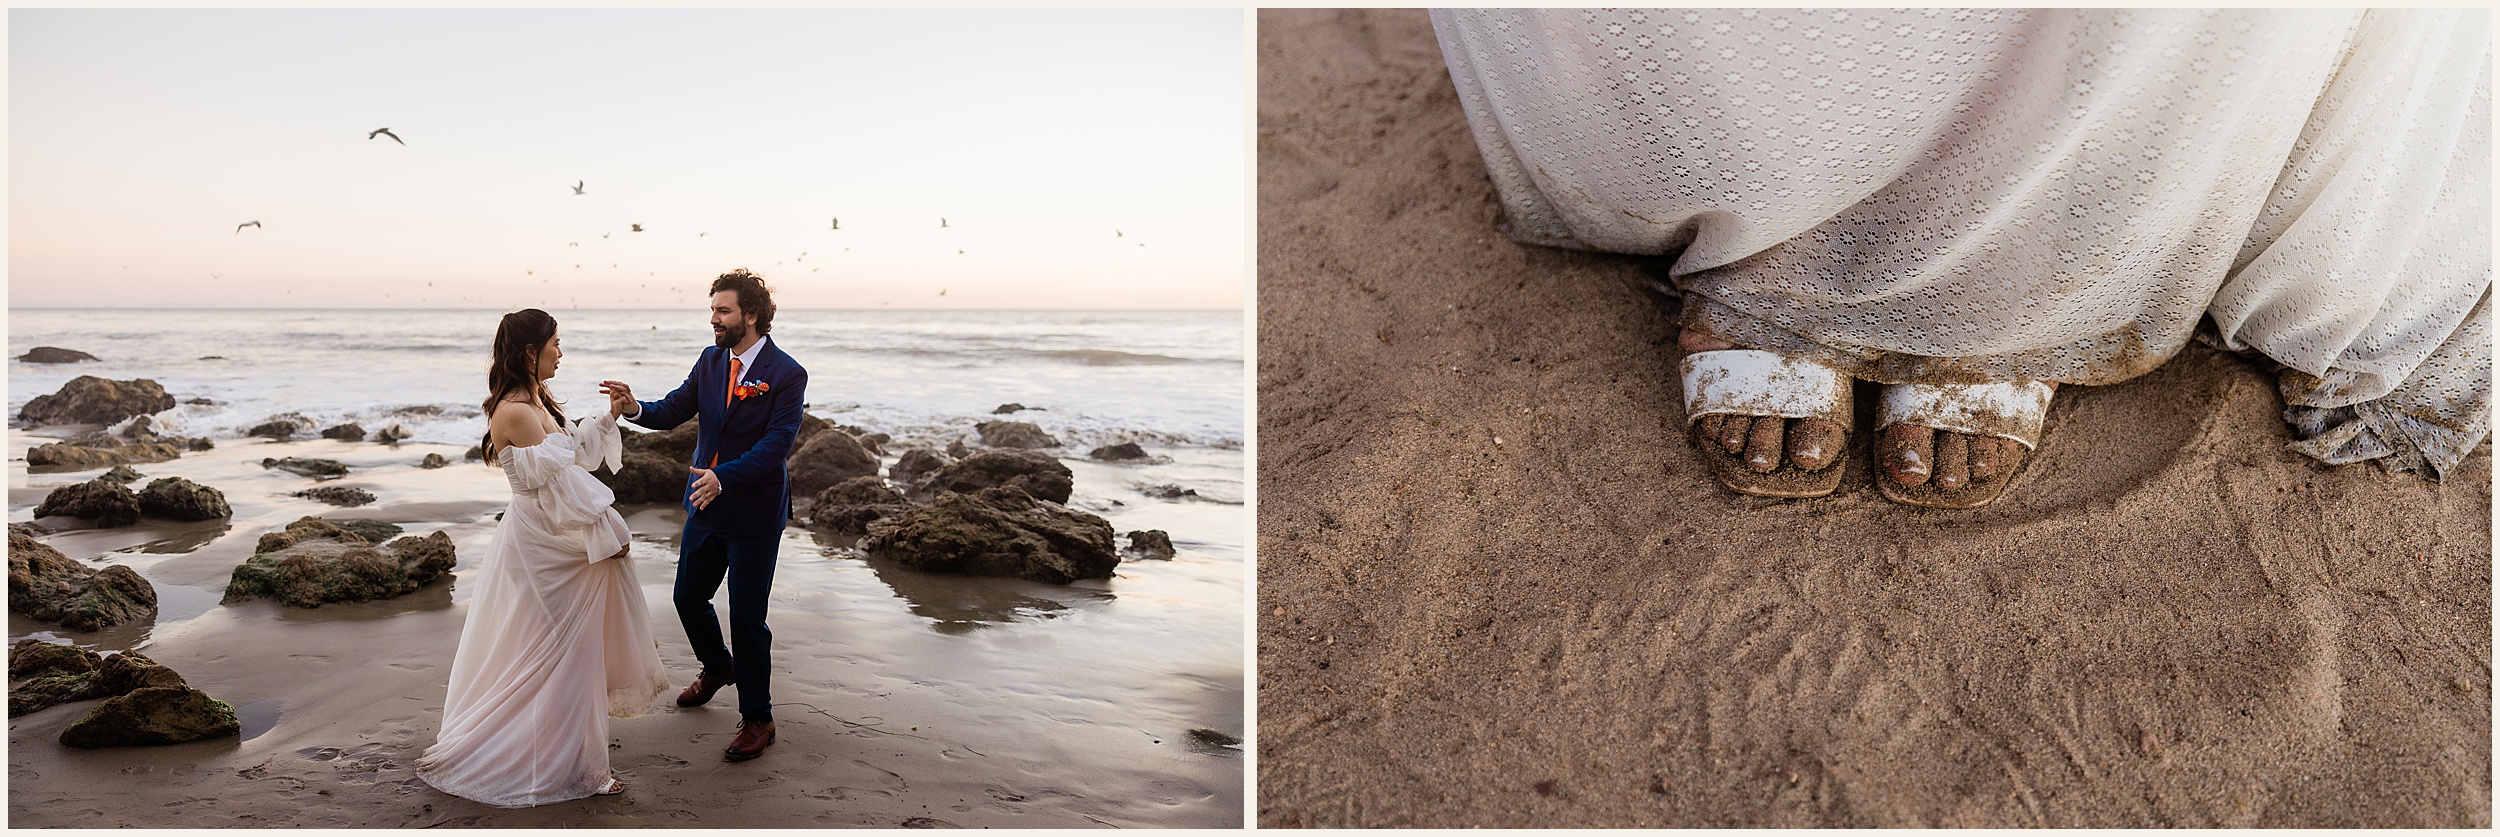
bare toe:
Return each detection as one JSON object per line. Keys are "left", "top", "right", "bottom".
{"left": 1967, "top": 436, "right": 2003, "bottom": 481}
{"left": 1882, "top": 424, "right": 1934, "bottom": 487}
{"left": 1932, "top": 431, "right": 1970, "bottom": 491}
{"left": 1743, "top": 414, "right": 1785, "bottom": 473}
{"left": 1788, "top": 418, "right": 1845, "bottom": 472}
{"left": 1717, "top": 414, "right": 1752, "bottom": 453}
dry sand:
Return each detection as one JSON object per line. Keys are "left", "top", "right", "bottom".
{"left": 9, "top": 434, "right": 1242, "bottom": 827}
{"left": 1254, "top": 9, "right": 2491, "bottom": 828}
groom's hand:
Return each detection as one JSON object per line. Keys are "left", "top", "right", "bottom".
{"left": 599, "top": 380, "right": 635, "bottom": 418}
{"left": 688, "top": 467, "right": 723, "bottom": 509}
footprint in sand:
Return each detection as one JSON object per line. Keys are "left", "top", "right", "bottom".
{"left": 119, "top": 765, "right": 153, "bottom": 775}
{"left": 385, "top": 663, "right": 432, "bottom": 672}
{"left": 237, "top": 764, "right": 272, "bottom": 779}
{"left": 900, "top": 817, "right": 959, "bottom": 828}
{"left": 298, "top": 747, "right": 344, "bottom": 762}
{"left": 622, "top": 754, "right": 691, "bottom": 770}
{"left": 851, "top": 758, "right": 907, "bottom": 791}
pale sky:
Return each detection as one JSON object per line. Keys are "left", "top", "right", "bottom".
{"left": 8, "top": 9, "right": 1247, "bottom": 309}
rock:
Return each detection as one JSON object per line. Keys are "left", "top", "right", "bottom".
{"left": 93, "top": 650, "right": 190, "bottom": 694}
{"left": 33, "top": 480, "right": 143, "bottom": 527}
{"left": 788, "top": 429, "right": 881, "bottom": 497}
{"left": 320, "top": 423, "right": 367, "bottom": 442}
{"left": 856, "top": 433, "right": 888, "bottom": 457}
{"left": 326, "top": 519, "right": 406, "bottom": 544}
{"left": 117, "top": 416, "right": 210, "bottom": 451}
{"left": 10, "top": 639, "right": 101, "bottom": 680}
{"left": 99, "top": 465, "right": 146, "bottom": 485}
{"left": 224, "top": 518, "right": 452, "bottom": 607}
{"left": 137, "top": 477, "right": 231, "bottom": 521}
{"left": 247, "top": 419, "right": 305, "bottom": 440}
{"left": 11, "top": 672, "right": 105, "bottom": 718}
{"left": 9, "top": 522, "right": 52, "bottom": 538}
{"left": 26, "top": 438, "right": 183, "bottom": 473}
{"left": 373, "top": 423, "right": 413, "bottom": 444}
{"left": 1090, "top": 442, "right": 1150, "bottom": 462}
{"left": 806, "top": 476, "right": 913, "bottom": 535}
{"left": 974, "top": 420, "right": 1060, "bottom": 449}
{"left": 891, "top": 449, "right": 951, "bottom": 486}
{"left": 1126, "top": 529, "right": 1176, "bottom": 559}
{"left": 993, "top": 403, "right": 1029, "bottom": 414}
{"left": 60, "top": 685, "right": 240, "bottom": 748}
{"left": 1187, "top": 728, "right": 1242, "bottom": 747}
{"left": 293, "top": 486, "right": 375, "bottom": 507}
{"left": 792, "top": 413, "right": 835, "bottom": 455}
{"left": 1141, "top": 484, "right": 1200, "bottom": 500}
{"left": 260, "top": 457, "right": 348, "bottom": 478}
{"left": 910, "top": 449, "right": 1074, "bottom": 504}
{"left": 463, "top": 444, "right": 486, "bottom": 462}
{"left": 18, "top": 347, "right": 98, "bottom": 364}
{"left": 19, "top": 377, "right": 177, "bottom": 427}
{"left": 624, "top": 420, "right": 703, "bottom": 463}
{"left": 863, "top": 487, "right": 1120, "bottom": 583}
{"left": 947, "top": 439, "right": 972, "bottom": 458}
{"left": 8, "top": 529, "right": 158, "bottom": 631}
{"left": 594, "top": 451, "right": 691, "bottom": 504}
{"left": 419, "top": 453, "right": 450, "bottom": 469}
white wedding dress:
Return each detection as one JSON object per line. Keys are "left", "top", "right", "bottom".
{"left": 417, "top": 412, "right": 670, "bottom": 808}
{"left": 1432, "top": 8, "right": 2490, "bottom": 477}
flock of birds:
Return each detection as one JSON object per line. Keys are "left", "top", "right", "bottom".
{"left": 219, "top": 126, "right": 1148, "bottom": 306}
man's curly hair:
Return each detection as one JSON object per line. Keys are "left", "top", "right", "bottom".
{"left": 710, "top": 268, "right": 777, "bottom": 335}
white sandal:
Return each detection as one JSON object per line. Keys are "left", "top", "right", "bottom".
{"left": 1874, "top": 381, "right": 2054, "bottom": 508}
{"left": 1680, "top": 349, "right": 1855, "bottom": 498}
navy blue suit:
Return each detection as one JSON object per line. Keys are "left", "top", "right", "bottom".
{"left": 629, "top": 336, "right": 807, "bottom": 723}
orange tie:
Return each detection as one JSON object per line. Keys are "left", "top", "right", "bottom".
{"left": 710, "top": 357, "right": 742, "bottom": 468}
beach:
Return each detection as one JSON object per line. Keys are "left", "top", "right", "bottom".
{"left": 8, "top": 308, "right": 1244, "bottom": 827}
{"left": 1253, "top": 9, "right": 2490, "bottom": 828}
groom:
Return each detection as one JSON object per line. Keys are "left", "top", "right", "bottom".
{"left": 598, "top": 268, "right": 807, "bottom": 762}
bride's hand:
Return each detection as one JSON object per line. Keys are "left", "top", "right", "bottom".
{"left": 598, "top": 380, "right": 634, "bottom": 418}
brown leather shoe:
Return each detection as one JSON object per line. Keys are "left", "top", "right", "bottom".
{"left": 675, "top": 670, "right": 734, "bottom": 708}
{"left": 724, "top": 719, "right": 775, "bottom": 762}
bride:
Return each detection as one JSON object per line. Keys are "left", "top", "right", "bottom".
{"left": 417, "top": 308, "right": 671, "bottom": 806}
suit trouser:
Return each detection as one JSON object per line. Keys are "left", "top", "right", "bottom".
{"left": 674, "top": 529, "right": 777, "bottom": 722}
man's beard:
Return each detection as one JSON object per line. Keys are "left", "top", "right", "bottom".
{"left": 714, "top": 322, "right": 747, "bottom": 349}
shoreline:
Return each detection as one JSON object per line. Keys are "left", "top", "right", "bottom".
{"left": 11, "top": 423, "right": 1245, "bottom": 826}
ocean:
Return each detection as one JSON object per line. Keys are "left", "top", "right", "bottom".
{"left": 9, "top": 308, "right": 1244, "bottom": 457}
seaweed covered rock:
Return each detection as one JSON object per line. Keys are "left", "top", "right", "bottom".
{"left": 807, "top": 476, "right": 914, "bottom": 535}
{"left": 7, "top": 530, "right": 157, "bottom": 631}
{"left": 320, "top": 422, "right": 367, "bottom": 441}
{"left": 419, "top": 452, "right": 450, "bottom": 469}
{"left": 294, "top": 486, "right": 376, "bottom": 507}
{"left": 60, "top": 684, "right": 239, "bottom": 748}
{"left": 25, "top": 438, "right": 184, "bottom": 473}
{"left": 1126, "top": 529, "right": 1176, "bottom": 559}
{"left": 863, "top": 486, "right": 1119, "bottom": 583}
{"left": 1090, "top": 442, "right": 1150, "bottom": 462}
{"left": 9, "top": 639, "right": 101, "bottom": 680}
{"left": 260, "top": 457, "right": 348, "bottom": 478}
{"left": 33, "top": 479, "right": 143, "bottom": 527}
{"left": 16, "top": 376, "right": 174, "bottom": 426}
{"left": 374, "top": 423, "right": 414, "bottom": 444}
{"left": 891, "top": 448, "right": 951, "bottom": 487}
{"left": 909, "top": 449, "right": 1073, "bottom": 504}
{"left": 137, "top": 477, "right": 231, "bottom": 521}
{"left": 18, "top": 347, "right": 99, "bottom": 364}
{"left": 224, "top": 518, "right": 452, "bottom": 607}
{"left": 974, "top": 420, "right": 1060, "bottom": 449}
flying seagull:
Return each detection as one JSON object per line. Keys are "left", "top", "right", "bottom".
{"left": 1116, "top": 230, "right": 1123, "bottom": 237}
{"left": 368, "top": 128, "right": 404, "bottom": 145}
{"left": 939, "top": 289, "right": 948, "bottom": 296}
{"left": 940, "top": 218, "right": 949, "bottom": 228}
{"left": 568, "top": 242, "right": 578, "bottom": 248}
{"left": 571, "top": 181, "right": 585, "bottom": 195}
{"left": 830, "top": 217, "right": 840, "bottom": 230}
{"left": 235, "top": 221, "right": 260, "bottom": 234}
{"left": 630, "top": 224, "right": 644, "bottom": 232}
{"left": 601, "top": 232, "right": 611, "bottom": 239}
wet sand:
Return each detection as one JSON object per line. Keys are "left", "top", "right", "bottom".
{"left": 9, "top": 432, "right": 1243, "bottom": 827}
{"left": 1254, "top": 9, "right": 2491, "bottom": 828}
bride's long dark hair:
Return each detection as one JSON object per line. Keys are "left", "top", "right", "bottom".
{"left": 481, "top": 309, "right": 566, "bottom": 458}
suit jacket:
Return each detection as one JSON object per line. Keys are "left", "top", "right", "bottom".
{"left": 630, "top": 337, "right": 809, "bottom": 539}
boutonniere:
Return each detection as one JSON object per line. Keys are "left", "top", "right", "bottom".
{"left": 733, "top": 379, "right": 772, "bottom": 401}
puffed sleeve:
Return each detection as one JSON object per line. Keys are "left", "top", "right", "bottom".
{"left": 500, "top": 436, "right": 632, "bottom": 564}
{"left": 499, "top": 438, "right": 572, "bottom": 493}
{"left": 569, "top": 412, "right": 624, "bottom": 474}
